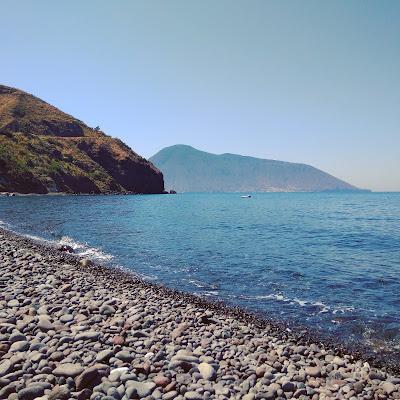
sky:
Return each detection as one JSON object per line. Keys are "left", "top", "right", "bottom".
{"left": 1, "top": 1, "right": 399, "bottom": 191}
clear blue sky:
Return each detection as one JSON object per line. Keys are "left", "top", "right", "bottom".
{"left": 1, "top": 1, "right": 399, "bottom": 191}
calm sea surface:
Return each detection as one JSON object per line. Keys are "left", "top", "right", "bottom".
{"left": 1, "top": 192, "right": 399, "bottom": 360}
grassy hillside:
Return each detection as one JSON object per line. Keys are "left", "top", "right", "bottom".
{"left": 0, "top": 85, "right": 164, "bottom": 194}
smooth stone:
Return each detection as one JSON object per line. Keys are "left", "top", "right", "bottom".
{"left": 10, "top": 341, "right": 29, "bottom": 352}
{"left": 7, "top": 300, "right": 19, "bottom": 307}
{"left": 75, "top": 331, "right": 101, "bottom": 341}
{"left": 305, "top": 366, "right": 321, "bottom": 378}
{"left": 163, "top": 391, "right": 179, "bottom": 400}
{"left": 332, "top": 356, "right": 345, "bottom": 367}
{"left": 198, "top": 362, "right": 216, "bottom": 381}
{"left": 100, "top": 304, "right": 116, "bottom": 315}
{"left": 75, "top": 364, "right": 109, "bottom": 391}
{"left": 255, "top": 391, "right": 275, "bottom": 400}
{"left": 48, "top": 385, "right": 71, "bottom": 400}
{"left": 37, "top": 317, "right": 54, "bottom": 331}
{"left": 96, "top": 349, "right": 114, "bottom": 362}
{"left": 115, "top": 351, "right": 134, "bottom": 362}
{"left": 255, "top": 366, "right": 266, "bottom": 378}
{"left": 353, "top": 381, "right": 365, "bottom": 394}
{"left": 9, "top": 333, "right": 26, "bottom": 343}
{"left": 60, "top": 314, "right": 74, "bottom": 323}
{"left": 171, "top": 323, "right": 190, "bottom": 339}
{"left": 153, "top": 374, "right": 170, "bottom": 388}
{"left": 125, "top": 380, "right": 156, "bottom": 397}
{"left": 184, "top": 391, "right": 203, "bottom": 400}
{"left": 112, "top": 335, "right": 125, "bottom": 345}
{"left": 53, "top": 363, "right": 84, "bottom": 377}
{"left": 0, "top": 360, "right": 12, "bottom": 377}
{"left": 381, "top": 381, "right": 396, "bottom": 394}
{"left": 282, "top": 381, "right": 296, "bottom": 392}
{"left": 171, "top": 355, "right": 199, "bottom": 364}
{"left": 17, "top": 384, "right": 44, "bottom": 400}
{"left": 369, "top": 371, "right": 385, "bottom": 381}
{"left": 49, "top": 351, "right": 64, "bottom": 362}
{"left": 0, "top": 382, "right": 17, "bottom": 398}
{"left": 110, "top": 367, "right": 129, "bottom": 375}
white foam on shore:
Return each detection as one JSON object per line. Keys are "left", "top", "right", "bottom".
{"left": 0, "top": 220, "right": 161, "bottom": 283}
{"left": 57, "top": 236, "right": 113, "bottom": 262}
{"left": 250, "top": 293, "right": 355, "bottom": 315}
{"left": 0, "top": 219, "right": 10, "bottom": 228}
{"left": 187, "top": 279, "right": 219, "bottom": 290}
{"left": 0, "top": 221, "right": 360, "bottom": 319}
{"left": 196, "top": 290, "right": 219, "bottom": 297}
{"left": 1, "top": 222, "right": 114, "bottom": 264}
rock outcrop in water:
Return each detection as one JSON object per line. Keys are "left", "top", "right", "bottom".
{"left": 0, "top": 84, "right": 164, "bottom": 194}
{"left": 150, "top": 145, "right": 363, "bottom": 193}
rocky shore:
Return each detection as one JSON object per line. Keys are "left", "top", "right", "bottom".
{"left": 0, "top": 228, "right": 399, "bottom": 400}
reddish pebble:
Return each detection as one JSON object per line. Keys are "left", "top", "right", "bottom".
{"left": 153, "top": 374, "right": 171, "bottom": 388}
{"left": 112, "top": 335, "right": 124, "bottom": 345}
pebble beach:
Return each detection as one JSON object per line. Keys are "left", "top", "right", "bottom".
{"left": 0, "top": 227, "right": 399, "bottom": 400}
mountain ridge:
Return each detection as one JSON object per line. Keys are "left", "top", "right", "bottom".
{"left": 150, "top": 144, "right": 364, "bottom": 193}
{"left": 0, "top": 84, "right": 164, "bottom": 194}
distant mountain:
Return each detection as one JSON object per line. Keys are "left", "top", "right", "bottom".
{"left": 150, "top": 144, "right": 362, "bottom": 193}
{"left": 0, "top": 84, "right": 164, "bottom": 194}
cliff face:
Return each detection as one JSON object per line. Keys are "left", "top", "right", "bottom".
{"left": 0, "top": 85, "right": 164, "bottom": 194}
{"left": 150, "top": 145, "right": 362, "bottom": 193}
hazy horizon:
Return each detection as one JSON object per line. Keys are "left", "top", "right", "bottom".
{"left": 1, "top": 1, "right": 399, "bottom": 191}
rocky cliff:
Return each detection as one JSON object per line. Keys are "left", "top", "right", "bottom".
{"left": 0, "top": 85, "right": 164, "bottom": 194}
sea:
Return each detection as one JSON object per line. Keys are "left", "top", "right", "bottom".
{"left": 1, "top": 192, "right": 399, "bottom": 363}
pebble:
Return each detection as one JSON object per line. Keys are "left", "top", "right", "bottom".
{"left": 48, "top": 385, "right": 71, "bottom": 400}
{"left": 96, "top": 349, "right": 114, "bottom": 362}
{"left": 17, "top": 384, "right": 44, "bottom": 400}
{"left": 53, "top": 363, "right": 84, "bottom": 377}
{"left": 60, "top": 313, "right": 74, "bottom": 323}
{"left": 184, "top": 391, "right": 203, "bottom": 400}
{"left": 10, "top": 340, "right": 30, "bottom": 352}
{"left": 125, "top": 380, "right": 156, "bottom": 397}
{"left": 305, "top": 366, "right": 321, "bottom": 378}
{"left": 75, "top": 364, "right": 109, "bottom": 390}
{"left": 0, "top": 228, "right": 398, "bottom": 400}
{"left": 0, "top": 360, "right": 13, "bottom": 377}
{"left": 75, "top": 331, "right": 101, "bottom": 341}
{"left": 198, "top": 362, "right": 216, "bottom": 381}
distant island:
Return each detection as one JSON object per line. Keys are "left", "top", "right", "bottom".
{"left": 151, "top": 144, "right": 366, "bottom": 193}
{"left": 0, "top": 84, "right": 164, "bottom": 194}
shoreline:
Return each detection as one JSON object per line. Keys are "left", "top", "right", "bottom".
{"left": 0, "top": 227, "right": 399, "bottom": 399}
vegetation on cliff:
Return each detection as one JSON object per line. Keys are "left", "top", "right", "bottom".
{"left": 0, "top": 85, "right": 164, "bottom": 194}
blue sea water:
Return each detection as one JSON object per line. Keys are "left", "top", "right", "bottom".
{"left": 1, "top": 192, "right": 399, "bottom": 360}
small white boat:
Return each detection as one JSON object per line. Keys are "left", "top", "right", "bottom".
{"left": 241, "top": 195, "right": 251, "bottom": 198}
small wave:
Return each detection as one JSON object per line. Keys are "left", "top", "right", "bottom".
{"left": 137, "top": 272, "right": 158, "bottom": 281}
{"left": 0, "top": 219, "right": 10, "bottom": 228}
{"left": 110, "top": 263, "right": 154, "bottom": 281}
{"left": 293, "top": 298, "right": 308, "bottom": 307}
{"left": 2, "top": 223, "right": 114, "bottom": 265}
{"left": 57, "top": 236, "right": 113, "bottom": 262}
{"left": 250, "top": 293, "right": 357, "bottom": 316}
{"left": 197, "top": 290, "right": 219, "bottom": 297}
{"left": 187, "top": 279, "right": 219, "bottom": 290}
{"left": 332, "top": 306, "right": 355, "bottom": 314}
{"left": 24, "top": 233, "right": 113, "bottom": 264}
